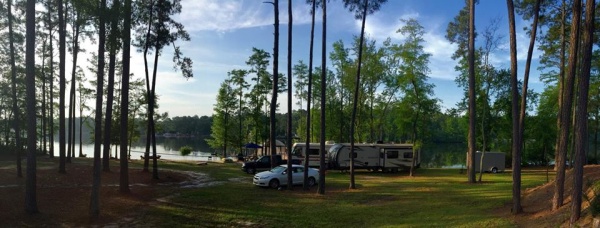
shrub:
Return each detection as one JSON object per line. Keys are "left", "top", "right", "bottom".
{"left": 179, "top": 146, "right": 193, "bottom": 156}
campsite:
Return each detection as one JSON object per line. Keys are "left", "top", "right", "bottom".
{"left": 4, "top": 156, "right": 597, "bottom": 227}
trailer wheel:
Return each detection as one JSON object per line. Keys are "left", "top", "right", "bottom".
{"left": 371, "top": 167, "right": 379, "bottom": 172}
{"left": 491, "top": 167, "right": 498, "bottom": 173}
{"left": 269, "top": 179, "right": 280, "bottom": 189}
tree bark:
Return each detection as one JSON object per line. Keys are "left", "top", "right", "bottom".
{"left": 58, "top": 0, "right": 67, "bottom": 174}
{"left": 303, "top": 0, "right": 316, "bottom": 191}
{"left": 90, "top": 0, "right": 107, "bottom": 217}
{"left": 349, "top": 0, "right": 369, "bottom": 190}
{"left": 570, "top": 0, "right": 593, "bottom": 223}
{"left": 467, "top": 0, "right": 477, "bottom": 183}
{"left": 8, "top": 0, "right": 23, "bottom": 178}
{"left": 25, "top": 0, "right": 38, "bottom": 214}
{"left": 269, "top": 0, "right": 279, "bottom": 170}
{"left": 554, "top": 0, "right": 567, "bottom": 171}
{"left": 507, "top": 0, "right": 522, "bottom": 214}
{"left": 317, "top": 0, "right": 327, "bottom": 195}
{"left": 553, "top": 0, "right": 580, "bottom": 211}
{"left": 103, "top": 0, "right": 120, "bottom": 172}
{"left": 286, "top": 0, "right": 294, "bottom": 190}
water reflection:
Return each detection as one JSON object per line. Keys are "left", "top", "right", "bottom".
{"left": 421, "top": 143, "right": 467, "bottom": 168}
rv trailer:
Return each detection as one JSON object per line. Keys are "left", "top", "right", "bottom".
{"left": 328, "top": 143, "right": 418, "bottom": 172}
{"left": 289, "top": 143, "right": 334, "bottom": 167}
{"left": 473, "top": 152, "right": 505, "bottom": 173}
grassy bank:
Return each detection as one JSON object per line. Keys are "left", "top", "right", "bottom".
{"left": 140, "top": 162, "right": 553, "bottom": 227}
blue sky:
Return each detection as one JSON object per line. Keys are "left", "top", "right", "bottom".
{"left": 135, "top": 0, "right": 545, "bottom": 117}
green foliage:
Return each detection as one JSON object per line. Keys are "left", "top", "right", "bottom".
{"left": 179, "top": 146, "right": 192, "bottom": 156}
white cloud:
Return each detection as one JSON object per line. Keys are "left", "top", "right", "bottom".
{"left": 423, "top": 32, "right": 459, "bottom": 80}
{"left": 360, "top": 12, "right": 420, "bottom": 41}
{"left": 176, "top": 0, "right": 314, "bottom": 32}
{"left": 353, "top": 11, "right": 458, "bottom": 81}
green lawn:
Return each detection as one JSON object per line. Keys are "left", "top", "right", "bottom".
{"left": 139, "top": 162, "right": 552, "bottom": 227}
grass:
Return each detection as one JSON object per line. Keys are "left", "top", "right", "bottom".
{"left": 136, "top": 162, "right": 553, "bottom": 227}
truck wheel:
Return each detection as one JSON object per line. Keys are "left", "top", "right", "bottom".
{"left": 247, "top": 167, "right": 256, "bottom": 174}
{"left": 307, "top": 177, "right": 316, "bottom": 187}
{"left": 491, "top": 167, "right": 498, "bottom": 174}
{"left": 269, "top": 179, "right": 280, "bottom": 189}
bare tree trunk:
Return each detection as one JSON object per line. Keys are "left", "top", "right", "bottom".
{"left": 67, "top": 13, "right": 80, "bottom": 164}
{"left": 317, "top": 0, "right": 327, "bottom": 195}
{"left": 48, "top": 5, "right": 55, "bottom": 158}
{"left": 25, "top": 0, "right": 38, "bottom": 214}
{"left": 467, "top": 0, "right": 476, "bottom": 183}
{"left": 570, "top": 0, "right": 594, "bottom": 223}
{"left": 41, "top": 35, "right": 48, "bottom": 156}
{"left": 8, "top": 0, "right": 23, "bottom": 178}
{"left": 286, "top": 0, "right": 294, "bottom": 190}
{"left": 349, "top": 0, "right": 369, "bottom": 190}
{"left": 103, "top": 0, "right": 120, "bottom": 171}
{"left": 507, "top": 0, "right": 522, "bottom": 214}
{"left": 269, "top": 0, "right": 280, "bottom": 170}
{"left": 58, "top": 0, "right": 67, "bottom": 174}
{"left": 142, "top": 0, "right": 155, "bottom": 172}
{"left": 90, "top": 0, "right": 107, "bottom": 218}
{"left": 303, "top": 0, "right": 316, "bottom": 191}
{"left": 554, "top": 0, "right": 566, "bottom": 171}
{"left": 120, "top": 0, "right": 131, "bottom": 189}
{"left": 553, "top": 0, "right": 580, "bottom": 211}
{"left": 151, "top": 39, "right": 160, "bottom": 180}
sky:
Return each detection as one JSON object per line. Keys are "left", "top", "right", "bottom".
{"left": 123, "top": 0, "right": 546, "bottom": 118}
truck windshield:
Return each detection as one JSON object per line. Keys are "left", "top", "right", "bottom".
{"left": 292, "top": 146, "right": 302, "bottom": 156}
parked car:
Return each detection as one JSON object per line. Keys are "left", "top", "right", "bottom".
{"left": 253, "top": 164, "right": 319, "bottom": 189}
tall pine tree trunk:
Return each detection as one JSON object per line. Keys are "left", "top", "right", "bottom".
{"left": 58, "top": 0, "right": 67, "bottom": 174}
{"left": 467, "top": 0, "right": 476, "bottom": 183}
{"left": 350, "top": 0, "right": 369, "bottom": 190}
{"left": 269, "top": 0, "right": 279, "bottom": 169}
{"left": 25, "top": 0, "right": 38, "bottom": 214}
{"left": 507, "top": 0, "right": 522, "bottom": 214}
{"left": 103, "top": 0, "right": 120, "bottom": 172}
{"left": 90, "top": 0, "right": 107, "bottom": 217}
{"left": 570, "top": 0, "right": 594, "bottom": 223}
{"left": 286, "top": 0, "right": 294, "bottom": 190}
{"left": 317, "top": 0, "right": 327, "bottom": 195}
{"left": 303, "top": 0, "right": 316, "bottom": 191}
{"left": 8, "top": 0, "right": 23, "bottom": 178}
{"left": 553, "top": 0, "right": 580, "bottom": 211}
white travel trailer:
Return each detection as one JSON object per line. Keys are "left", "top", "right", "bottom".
{"left": 473, "top": 152, "right": 505, "bottom": 173}
{"left": 289, "top": 143, "right": 334, "bottom": 167}
{"left": 328, "top": 143, "right": 418, "bottom": 172}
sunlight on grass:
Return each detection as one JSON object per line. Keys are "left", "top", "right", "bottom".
{"left": 141, "top": 162, "right": 554, "bottom": 227}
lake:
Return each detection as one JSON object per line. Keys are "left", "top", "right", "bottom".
{"left": 54, "top": 137, "right": 468, "bottom": 167}
{"left": 53, "top": 137, "right": 217, "bottom": 162}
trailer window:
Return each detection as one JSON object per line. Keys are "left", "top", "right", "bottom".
{"left": 403, "top": 152, "right": 413, "bottom": 159}
{"left": 308, "top": 149, "right": 320, "bottom": 156}
{"left": 387, "top": 150, "right": 399, "bottom": 159}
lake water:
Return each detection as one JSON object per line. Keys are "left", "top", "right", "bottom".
{"left": 53, "top": 137, "right": 468, "bottom": 167}
{"left": 53, "top": 137, "right": 217, "bottom": 162}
